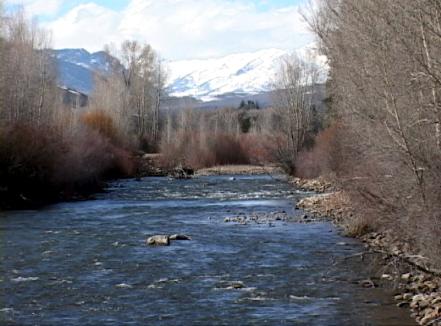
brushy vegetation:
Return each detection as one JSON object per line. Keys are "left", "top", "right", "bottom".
{"left": 294, "top": 125, "right": 338, "bottom": 179}
{"left": 159, "top": 107, "right": 286, "bottom": 170}
{"left": 0, "top": 123, "right": 134, "bottom": 208}
{"left": 160, "top": 131, "right": 250, "bottom": 169}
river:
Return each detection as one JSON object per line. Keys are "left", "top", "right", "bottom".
{"left": 0, "top": 175, "right": 415, "bottom": 325}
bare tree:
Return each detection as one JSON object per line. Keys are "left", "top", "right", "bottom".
{"left": 120, "top": 41, "right": 165, "bottom": 145}
{"left": 0, "top": 7, "right": 56, "bottom": 126}
{"left": 91, "top": 40, "right": 166, "bottom": 150}
{"left": 272, "top": 54, "right": 319, "bottom": 173}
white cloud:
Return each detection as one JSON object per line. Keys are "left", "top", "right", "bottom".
{"left": 45, "top": 3, "right": 120, "bottom": 50}
{"left": 6, "top": 0, "right": 64, "bottom": 17}
{"left": 44, "top": 0, "right": 313, "bottom": 60}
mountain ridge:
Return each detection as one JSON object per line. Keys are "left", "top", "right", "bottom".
{"left": 50, "top": 48, "right": 119, "bottom": 95}
{"left": 52, "top": 45, "right": 326, "bottom": 101}
{"left": 166, "top": 48, "right": 289, "bottom": 101}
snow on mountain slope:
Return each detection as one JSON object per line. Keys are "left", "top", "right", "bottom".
{"left": 166, "top": 45, "right": 327, "bottom": 101}
{"left": 166, "top": 48, "right": 287, "bottom": 101}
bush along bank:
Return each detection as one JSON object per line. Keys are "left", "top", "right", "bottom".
{"left": 296, "top": 179, "right": 441, "bottom": 326}
{"left": 0, "top": 123, "right": 136, "bottom": 210}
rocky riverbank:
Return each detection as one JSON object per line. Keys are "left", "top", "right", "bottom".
{"left": 290, "top": 176, "right": 333, "bottom": 193}
{"left": 296, "top": 179, "right": 441, "bottom": 326}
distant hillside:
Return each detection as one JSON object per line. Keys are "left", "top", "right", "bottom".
{"left": 161, "top": 84, "right": 327, "bottom": 111}
{"left": 50, "top": 48, "right": 121, "bottom": 95}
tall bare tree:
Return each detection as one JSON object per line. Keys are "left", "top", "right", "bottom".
{"left": 0, "top": 7, "right": 56, "bottom": 126}
{"left": 120, "top": 41, "right": 165, "bottom": 145}
{"left": 273, "top": 54, "right": 319, "bottom": 173}
{"left": 91, "top": 40, "right": 166, "bottom": 150}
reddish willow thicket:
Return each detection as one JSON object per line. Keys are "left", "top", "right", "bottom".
{"left": 159, "top": 108, "right": 271, "bottom": 169}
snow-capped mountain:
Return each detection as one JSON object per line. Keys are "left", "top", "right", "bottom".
{"left": 51, "top": 48, "right": 119, "bottom": 95}
{"left": 166, "top": 45, "right": 327, "bottom": 101}
{"left": 52, "top": 46, "right": 327, "bottom": 101}
{"left": 166, "top": 48, "right": 287, "bottom": 101}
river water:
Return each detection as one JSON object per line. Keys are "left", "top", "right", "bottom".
{"left": 0, "top": 175, "right": 415, "bottom": 325}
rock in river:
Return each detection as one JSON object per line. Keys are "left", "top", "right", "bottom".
{"left": 146, "top": 234, "right": 192, "bottom": 246}
{"left": 146, "top": 235, "right": 170, "bottom": 246}
{"left": 169, "top": 234, "right": 192, "bottom": 241}
{"left": 228, "top": 281, "right": 246, "bottom": 289}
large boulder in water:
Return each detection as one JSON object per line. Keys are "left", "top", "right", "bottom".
{"left": 146, "top": 235, "right": 170, "bottom": 246}
{"left": 146, "top": 234, "right": 192, "bottom": 246}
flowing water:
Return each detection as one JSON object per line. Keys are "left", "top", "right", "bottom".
{"left": 0, "top": 175, "right": 415, "bottom": 325}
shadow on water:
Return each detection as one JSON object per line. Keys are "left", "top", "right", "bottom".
{"left": 0, "top": 175, "right": 415, "bottom": 325}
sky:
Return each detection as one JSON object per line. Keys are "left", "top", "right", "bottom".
{"left": 4, "top": 0, "right": 313, "bottom": 60}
